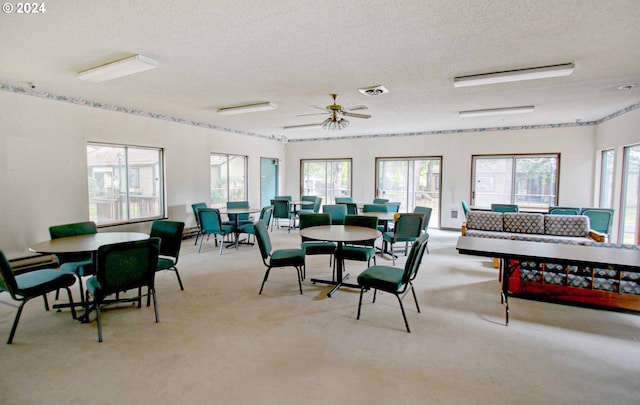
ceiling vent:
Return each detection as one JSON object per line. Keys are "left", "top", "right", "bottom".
{"left": 358, "top": 85, "right": 389, "bottom": 95}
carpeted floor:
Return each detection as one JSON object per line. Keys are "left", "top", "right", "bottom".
{"left": 1, "top": 228, "right": 639, "bottom": 405}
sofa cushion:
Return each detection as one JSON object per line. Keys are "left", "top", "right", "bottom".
{"left": 544, "top": 214, "right": 590, "bottom": 237}
{"left": 466, "top": 211, "right": 503, "bottom": 232}
{"left": 504, "top": 213, "right": 544, "bottom": 234}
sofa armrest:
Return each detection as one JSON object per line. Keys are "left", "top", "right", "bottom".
{"left": 589, "top": 230, "right": 606, "bottom": 242}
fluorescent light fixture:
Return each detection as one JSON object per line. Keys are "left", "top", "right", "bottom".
{"left": 454, "top": 63, "right": 575, "bottom": 88}
{"left": 459, "top": 106, "right": 535, "bottom": 118}
{"left": 77, "top": 54, "right": 158, "bottom": 83}
{"left": 283, "top": 123, "right": 323, "bottom": 131}
{"left": 216, "top": 102, "right": 278, "bottom": 115}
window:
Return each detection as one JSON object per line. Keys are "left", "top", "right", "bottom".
{"left": 87, "top": 144, "right": 164, "bottom": 225}
{"left": 472, "top": 154, "right": 559, "bottom": 209}
{"left": 301, "top": 159, "right": 352, "bottom": 203}
{"left": 210, "top": 153, "right": 247, "bottom": 208}
{"left": 620, "top": 144, "right": 640, "bottom": 244}
{"left": 599, "top": 149, "right": 615, "bottom": 208}
{"left": 375, "top": 157, "right": 441, "bottom": 224}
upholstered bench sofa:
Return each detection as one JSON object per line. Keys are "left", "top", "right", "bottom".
{"left": 461, "top": 211, "right": 640, "bottom": 311}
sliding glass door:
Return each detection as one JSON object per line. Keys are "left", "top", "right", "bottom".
{"left": 621, "top": 145, "right": 640, "bottom": 244}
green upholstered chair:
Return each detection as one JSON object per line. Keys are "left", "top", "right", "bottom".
{"left": 491, "top": 203, "right": 519, "bottom": 213}
{"left": 297, "top": 196, "right": 322, "bottom": 216}
{"left": 335, "top": 197, "right": 354, "bottom": 204}
{"left": 322, "top": 204, "right": 348, "bottom": 225}
{"left": 299, "top": 213, "right": 336, "bottom": 270}
{"left": 581, "top": 208, "right": 614, "bottom": 240}
{"left": 197, "top": 208, "right": 235, "bottom": 254}
{"left": 226, "top": 201, "right": 254, "bottom": 227}
{"left": 270, "top": 199, "right": 294, "bottom": 232}
{"left": 84, "top": 238, "right": 160, "bottom": 342}
{"left": 254, "top": 221, "right": 306, "bottom": 295}
{"left": 381, "top": 213, "right": 423, "bottom": 265}
{"left": 356, "top": 233, "right": 430, "bottom": 333}
{"left": 274, "top": 195, "right": 292, "bottom": 201}
{"left": 191, "top": 202, "right": 208, "bottom": 246}
{"left": 335, "top": 214, "right": 379, "bottom": 274}
{"left": 237, "top": 205, "right": 274, "bottom": 245}
{"left": 0, "top": 249, "right": 77, "bottom": 344}
{"left": 49, "top": 221, "right": 98, "bottom": 303}
{"left": 387, "top": 202, "right": 401, "bottom": 213}
{"left": 413, "top": 206, "right": 432, "bottom": 253}
{"left": 461, "top": 200, "right": 470, "bottom": 218}
{"left": 344, "top": 202, "right": 358, "bottom": 215}
{"left": 549, "top": 206, "right": 581, "bottom": 215}
{"left": 362, "top": 203, "right": 392, "bottom": 233}
{"left": 149, "top": 220, "right": 185, "bottom": 292}
{"left": 373, "top": 198, "right": 389, "bottom": 204}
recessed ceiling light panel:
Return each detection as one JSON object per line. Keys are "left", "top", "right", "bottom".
{"left": 216, "top": 102, "right": 278, "bottom": 115}
{"left": 454, "top": 63, "right": 575, "bottom": 88}
{"left": 77, "top": 54, "right": 158, "bottom": 83}
{"left": 459, "top": 106, "right": 535, "bottom": 117}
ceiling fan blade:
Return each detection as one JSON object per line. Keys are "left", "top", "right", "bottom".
{"left": 343, "top": 112, "right": 371, "bottom": 119}
{"left": 343, "top": 105, "right": 368, "bottom": 111}
{"left": 296, "top": 112, "right": 330, "bottom": 117}
{"left": 310, "top": 105, "right": 329, "bottom": 112}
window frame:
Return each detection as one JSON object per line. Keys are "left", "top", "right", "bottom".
{"left": 210, "top": 153, "right": 248, "bottom": 208}
{"left": 599, "top": 148, "right": 615, "bottom": 208}
{"left": 300, "top": 158, "right": 352, "bottom": 203}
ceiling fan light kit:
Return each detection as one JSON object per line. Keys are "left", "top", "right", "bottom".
{"left": 322, "top": 116, "right": 349, "bottom": 131}
{"left": 216, "top": 102, "right": 278, "bottom": 115}
{"left": 453, "top": 63, "right": 575, "bottom": 88}
{"left": 77, "top": 54, "right": 158, "bottom": 83}
{"left": 459, "top": 105, "right": 536, "bottom": 118}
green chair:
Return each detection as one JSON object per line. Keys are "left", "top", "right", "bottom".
{"left": 357, "top": 233, "right": 430, "bottom": 333}
{"left": 382, "top": 213, "right": 423, "bottom": 265}
{"left": 84, "top": 238, "right": 160, "bottom": 342}
{"left": 549, "top": 206, "right": 581, "bottom": 215}
{"left": 274, "top": 195, "right": 292, "bottom": 202}
{"left": 491, "top": 203, "right": 519, "bottom": 213}
{"left": 413, "top": 206, "right": 432, "bottom": 253}
{"left": 297, "top": 196, "right": 322, "bottom": 216}
{"left": 237, "top": 205, "right": 274, "bottom": 245}
{"left": 363, "top": 204, "right": 392, "bottom": 233}
{"left": 373, "top": 198, "right": 389, "bottom": 204}
{"left": 335, "top": 197, "right": 354, "bottom": 204}
{"left": 387, "top": 202, "right": 401, "bottom": 213}
{"left": 49, "top": 221, "right": 98, "bottom": 304}
{"left": 270, "top": 199, "right": 294, "bottom": 232}
{"left": 226, "top": 201, "right": 254, "bottom": 227}
{"left": 197, "top": 208, "right": 235, "bottom": 254}
{"left": 322, "top": 204, "right": 348, "bottom": 225}
{"left": 149, "top": 220, "right": 185, "bottom": 292}
{"left": 344, "top": 202, "right": 358, "bottom": 215}
{"left": 299, "top": 213, "right": 336, "bottom": 271}
{"left": 191, "top": 202, "right": 208, "bottom": 246}
{"left": 335, "top": 214, "right": 379, "bottom": 274}
{"left": 0, "top": 249, "right": 77, "bottom": 344}
{"left": 581, "top": 208, "right": 614, "bottom": 240}
{"left": 254, "top": 221, "right": 306, "bottom": 295}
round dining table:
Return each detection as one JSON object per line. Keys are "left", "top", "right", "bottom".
{"left": 300, "top": 225, "right": 381, "bottom": 297}
{"left": 219, "top": 207, "right": 261, "bottom": 248}
{"left": 30, "top": 232, "right": 149, "bottom": 255}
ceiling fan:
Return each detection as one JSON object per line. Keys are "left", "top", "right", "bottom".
{"left": 293, "top": 94, "right": 371, "bottom": 131}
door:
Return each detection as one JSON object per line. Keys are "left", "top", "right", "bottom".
{"left": 260, "top": 157, "right": 278, "bottom": 208}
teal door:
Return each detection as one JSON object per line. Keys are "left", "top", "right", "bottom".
{"left": 260, "top": 158, "right": 278, "bottom": 207}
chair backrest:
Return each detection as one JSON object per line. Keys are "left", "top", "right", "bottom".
{"left": 362, "top": 204, "right": 388, "bottom": 213}
{"left": 580, "top": 208, "right": 614, "bottom": 235}
{"left": 0, "top": 249, "right": 19, "bottom": 298}
{"left": 254, "top": 220, "right": 272, "bottom": 261}
{"left": 299, "top": 213, "right": 331, "bottom": 242}
{"left": 149, "top": 220, "right": 185, "bottom": 259}
{"left": 373, "top": 198, "right": 389, "bottom": 204}
{"left": 274, "top": 195, "right": 292, "bottom": 202}
{"left": 491, "top": 203, "right": 520, "bottom": 213}
{"left": 302, "top": 196, "right": 322, "bottom": 213}
{"left": 95, "top": 238, "right": 160, "bottom": 298}
{"left": 344, "top": 202, "right": 358, "bottom": 215}
{"left": 413, "top": 206, "right": 432, "bottom": 231}
{"left": 259, "top": 205, "right": 274, "bottom": 227}
{"left": 549, "top": 206, "right": 581, "bottom": 215}
{"left": 461, "top": 200, "right": 470, "bottom": 216}
{"left": 387, "top": 202, "right": 401, "bottom": 213}
{"left": 312, "top": 197, "right": 322, "bottom": 213}
{"left": 198, "top": 208, "right": 224, "bottom": 233}
{"left": 344, "top": 215, "right": 379, "bottom": 246}
{"left": 392, "top": 213, "right": 424, "bottom": 242}
{"left": 49, "top": 221, "right": 98, "bottom": 264}
{"left": 227, "top": 200, "right": 250, "bottom": 221}
{"left": 270, "top": 199, "right": 291, "bottom": 219}
{"left": 402, "top": 233, "right": 430, "bottom": 284}
{"left": 323, "top": 204, "right": 348, "bottom": 225}
{"left": 335, "top": 197, "right": 354, "bottom": 204}
{"left": 191, "top": 203, "right": 207, "bottom": 226}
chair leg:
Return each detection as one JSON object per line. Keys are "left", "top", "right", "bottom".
{"left": 357, "top": 288, "right": 366, "bottom": 320}
{"left": 151, "top": 288, "right": 159, "bottom": 322}
{"left": 395, "top": 293, "right": 411, "bottom": 333}
{"left": 63, "top": 287, "right": 77, "bottom": 320}
{"left": 7, "top": 300, "right": 27, "bottom": 344}
{"left": 410, "top": 283, "right": 420, "bottom": 313}
{"left": 198, "top": 234, "right": 205, "bottom": 252}
{"left": 296, "top": 266, "right": 303, "bottom": 295}
{"left": 42, "top": 294, "right": 50, "bottom": 311}
{"left": 259, "top": 267, "right": 272, "bottom": 294}
{"left": 96, "top": 303, "right": 103, "bottom": 342}
{"left": 173, "top": 267, "right": 184, "bottom": 290}
{"left": 218, "top": 237, "right": 225, "bottom": 255}
{"left": 391, "top": 244, "right": 396, "bottom": 266}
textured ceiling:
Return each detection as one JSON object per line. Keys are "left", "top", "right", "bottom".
{"left": 1, "top": 0, "right": 640, "bottom": 140}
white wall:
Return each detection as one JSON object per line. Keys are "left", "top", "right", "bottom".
{"left": 284, "top": 126, "right": 596, "bottom": 229}
{"left": 0, "top": 91, "right": 285, "bottom": 258}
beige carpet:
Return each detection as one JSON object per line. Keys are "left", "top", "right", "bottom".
{"left": 1, "top": 228, "right": 639, "bottom": 405}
